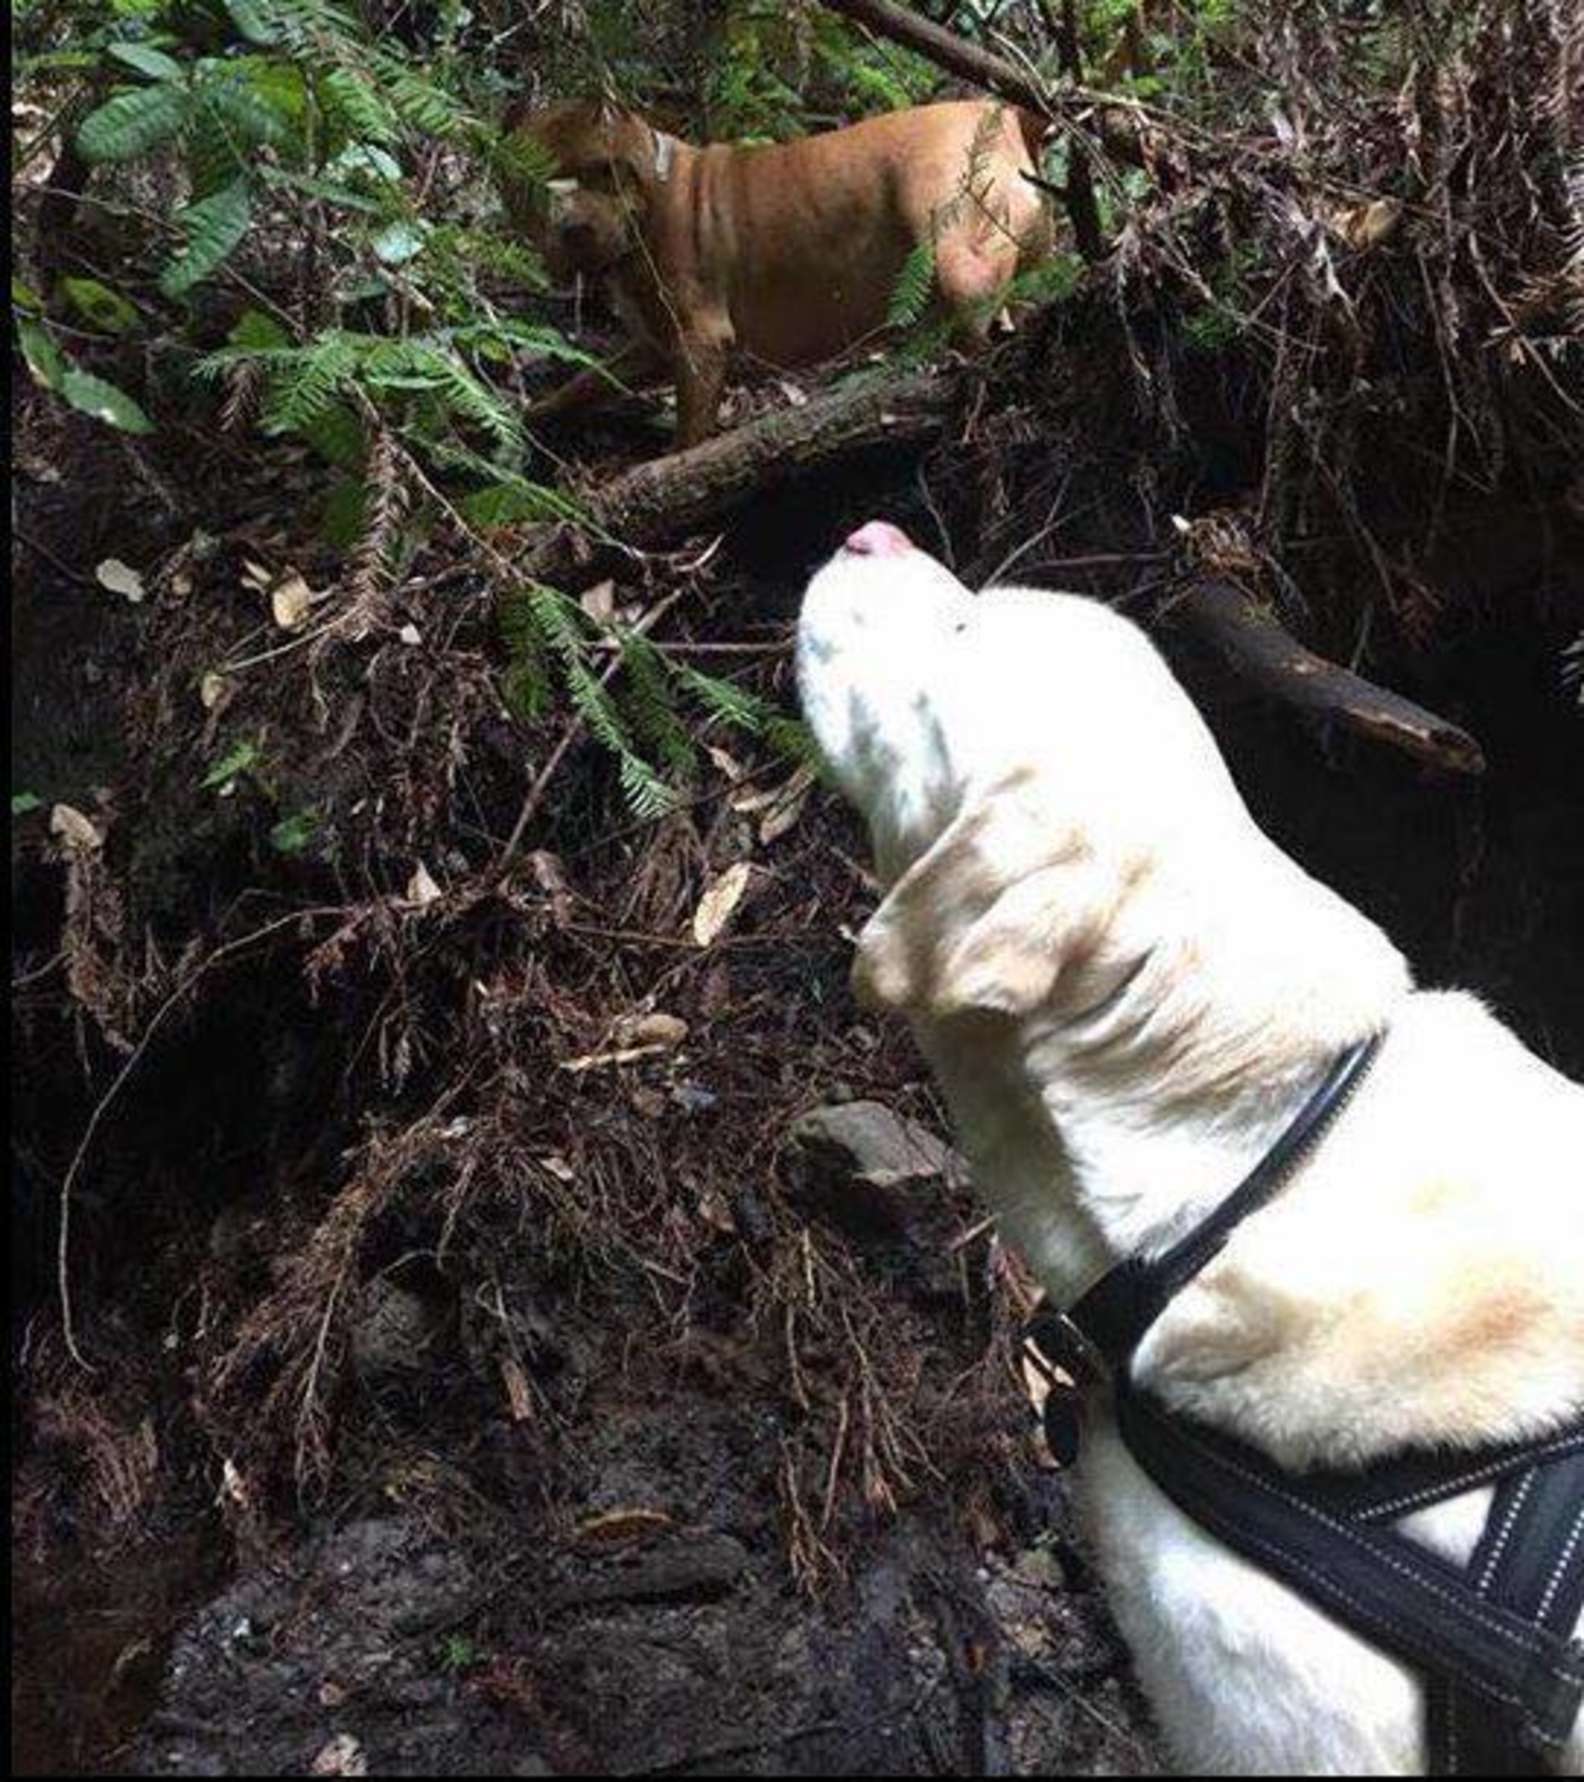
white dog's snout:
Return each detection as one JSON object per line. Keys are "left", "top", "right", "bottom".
{"left": 842, "top": 519, "right": 913, "bottom": 558}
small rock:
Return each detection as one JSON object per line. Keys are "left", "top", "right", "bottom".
{"left": 789, "top": 1102, "right": 962, "bottom": 1188}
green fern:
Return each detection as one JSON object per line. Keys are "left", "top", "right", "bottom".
{"left": 619, "top": 632, "right": 698, "bottom": 783}
{"left": 317, "top": 66, "right": 399, "bottom": 145}
{"left": 378, "top": 64, "right": 470, "bottom": 138}
{"left": 77, "top": 82, "right": 188, "bottom": 162}
{"left": 887, "top": 239, "right": 937, "bottom": 330}
{"left": 160, "top": 179, "right": 253, "bottom": 297}
{"left": 185, "top": 103, "right": 249, "bottom": 198}
{"left": 223, "top": 0, "right": 283, "bottom": 47}
{"left": 196, "top": 66, "right": 293, "bottom": 151}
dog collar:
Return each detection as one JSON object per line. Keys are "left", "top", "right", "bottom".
{"left": 1025, "top": 1030, "right": 1384, "bottom": 1464}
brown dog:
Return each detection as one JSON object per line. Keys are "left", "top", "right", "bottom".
{"left": 500, "top": 97, "right": 1053, "bottom": 449}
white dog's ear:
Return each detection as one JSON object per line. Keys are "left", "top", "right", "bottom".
{"left": 853, "top": 780, "right": 1120, "bottom": 1020}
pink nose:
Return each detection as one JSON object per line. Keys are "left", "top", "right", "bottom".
{"left": 842, "top": 520, "right": 913, "bottom": 557}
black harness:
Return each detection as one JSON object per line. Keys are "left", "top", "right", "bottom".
{"left": 1024, "top": 1035, "right": 1584, "bottom": 1773}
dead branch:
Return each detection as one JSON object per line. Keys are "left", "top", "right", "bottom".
{"left": 818, "top": 0, "right": 1168, "bottom": 177}
{"left": 514, "top": 367, "right": 954, "bottom": 584}
{"left": 1173, "top": 580, "right": 1486, "bottom": 775}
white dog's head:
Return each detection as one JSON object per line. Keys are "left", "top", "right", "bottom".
{"left": 797, "top": 523, "right": 1408, "bottom": 1049}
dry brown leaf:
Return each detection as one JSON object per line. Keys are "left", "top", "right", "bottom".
{"left": 728, "top": 782, "right": 780, "bottom": 814}
{"left": 50, "top": 802, "right": 103, "bottom": 851}
{"left": 705, "top": 745, "right": 746, "bottom": 782}
{"left": 1332, "top": 195, "right": 1402, "bottom": 251}
{"left": 692, "top": 861, "right": 751, "bottom": 947}
{"left": 697, "top": 1188, "right": 737, "bottom": 1234}
{"left": 758, "top": 763, "right": 817, "bottom": 845}
{"left": 240, "top": 558, "right": 273, "bottom": 590}
{"left": 499, "top": 1354, "right": 534, "bottom": 1422}
{"left": 612, "top": 1010, "right": 688, "bottom": 1049}
{"left": 95, "top": 558, "right": 145, "bottom": 602}
{"left": 573, "top": 1507, "right": 673, "bottom": 1546}
{"left": 405, "top": 860, "right": 442, "bottom": 906}
{"left": 579, "top": 578, "right": 617, "bottom": 625}
{"left": 309, "top": 1733, "right": 367, "bottom": 1777}
{"left": 539, "top": 1153, "right": 575, "bottom": 1183}
{"left": 199, "top": 671, "right": 229, "bottom": 711}
{"left": 526, "top": 849, "right": 573, "bottom": 926}
{"left": 270, "top": 571, "right": 315, "bottom": 631}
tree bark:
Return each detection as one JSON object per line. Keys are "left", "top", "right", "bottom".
{"left": 1173, "top": 580, "right": 1486, "bottom": 775}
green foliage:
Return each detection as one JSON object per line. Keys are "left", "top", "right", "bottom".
{"left": 495, "top": 586, "right": 806, "bottom": 821}
{"left": 60, "top": 277, "right": 141, "bottom": 333}
{"left": 269, "top": 808, "right": 320, "bottom": 853}
{"left": 160, "top": 178, "right": 252, "bottom": 296}
{"left": 77, "top": 81, "right": 189, "bottom": 161}
{"left": 16, "top": 297, "right": 154, "bottom": 431}
{"left": 886, "top": 240, "right": 937, "bottom": 330}
{"left": 704, "top": 3, "right": 938, "bottom": 140}
{"left": 202, "top": 738, "right": 260, "bottom": 790}
{"left": 16, "top": 316, "right": 69, "bottom": 389}
{"left": 60, "top": 366, "right": 156, "bottom": 432}
{"left": 438, "top": 1634, "right": 479, "bottom": 1673}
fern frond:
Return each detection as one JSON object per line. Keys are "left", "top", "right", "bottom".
{"left": 160, "top": 178, "right": 253, "bottom": 297}
{"left": 317, "top": 65, "right": 399, "bottom": 145}
{"left": 254, "top": 333, "right": 362, "bottom": 434}
{"left": 619, "top": 632, "right": 697, "bottom": 782}
{"left": 617, "top": 752, "right": 678, "bottom": 819}
{"left": 886, "top": 239, "right": 937, "bottom": 330}
{"left": 674, "top": 663, "right": 778, "bottom": 735}
{"left": 193, "top": 65, "right": 293, "bottom": 151}
{"left": 77, "top": 83, "right": 189, "bottom": 162}
{"left": 379, "top": 64, "right": 470, "bottom": 138}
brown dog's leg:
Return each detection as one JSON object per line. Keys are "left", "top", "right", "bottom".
{"left": 525, "top": 337, "right": 667, "bottom": 430}
{"left": 672, "top": 319, "right": 733, "bottom": 450}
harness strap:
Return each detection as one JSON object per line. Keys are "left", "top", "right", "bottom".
{"left": 1431, "top": 1452, "right": 1584, "bottom": 1774}
{"left": 1022, "top": 1027, "right": 1584, "bottom": 1770}
{"left": 1068, "top": 1034, "right": 1383, "bottom": 1371}
{"left": 1115, "top": 1385, "right": 1584, "bottom": 1757}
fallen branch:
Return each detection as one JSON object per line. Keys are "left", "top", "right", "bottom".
{"left": 515, "top": 366, "right": 954, "bottom": 584}
{"left": 1172, "top": 580, "right": 1486, "bottom": 775}
{"left": 818, "top": 0, "right": 1171, "bottom": 178}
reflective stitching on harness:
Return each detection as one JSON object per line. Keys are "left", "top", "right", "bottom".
{"left": 1148, "top": 1436, "right": 1532, "bottom": 1716}
{"left": 1443, "top": 1688, "right": 1459, "bottom": 1774}
{"left": 1367, "top": 1436, "right": 1582, "bottom": 1522}
{"left": 1536, "top": 1506, "right": 1584, "bottom": 1623}
{"left": 1166, "top": 1415, "right": 1557, "bottom": 1660}
{"left": 1477, "top": 1474, "right": 1537, "bottom": 1592}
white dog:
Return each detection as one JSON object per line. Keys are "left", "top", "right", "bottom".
{"left": 797, "top": 520, "right": 1584, "bottom": 1775}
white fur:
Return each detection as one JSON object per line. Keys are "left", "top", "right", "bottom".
{"left": 797, "top": 538, "right": 1584, "bottom": 1775}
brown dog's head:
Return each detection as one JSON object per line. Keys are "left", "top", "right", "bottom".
{"left": 499, "top": 98, "right": 670, "bottom": 281}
